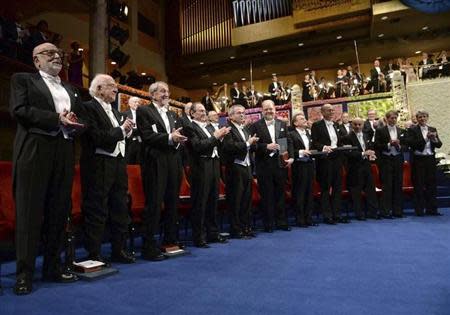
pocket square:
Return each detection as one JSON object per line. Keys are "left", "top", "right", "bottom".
{"left": 281, "top": 128, "right": 284, "bottom": 132}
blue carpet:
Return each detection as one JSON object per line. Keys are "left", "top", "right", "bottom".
{"left": 1, "top": 209, "right": 450, "bottom": 315}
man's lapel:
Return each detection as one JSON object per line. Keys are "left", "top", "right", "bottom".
{"left": 31, "top": 72, "right": 56, "bottom": 111}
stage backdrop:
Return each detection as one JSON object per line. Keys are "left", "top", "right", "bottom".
{"left": 407, "top": 77, "right": 450, "bottom": 155}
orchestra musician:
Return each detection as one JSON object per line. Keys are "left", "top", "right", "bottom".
{"left": 268, "top": 75, "right": 281, "bottom": 104}
{"left": 302, "top": 74, "right": 314, "bottom": 102}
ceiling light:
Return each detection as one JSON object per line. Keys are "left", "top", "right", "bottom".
{"left": 339, "top": 62, "right": 344, "bottom": 66}
{"left": 378, "top": 33, "right": 384, "bottom": 38}
{"left": 241, "top": 77, "right": 246, "bottom": 81}
{"left": 230, "top": 56, "right": 235, "bottom": 59}
{"left": 381, "top": 16, "right": 388, "bottom": 20}
{"left": 111, "top": 61, "right": 117, "bottom": 65}
{"left": 336, "top": 35, "right": 343, "bottom": 40}
{"left": 304, "top": 67, "right": 309, "bottom": 71}
{"left": 199, "top": 62, "right": 204, "bottom": 65}
{"left": 415, "top": 50, "right": 422, "bottom": 54}
{"left": 262, "top": 49, "right": 268, "bottom": 53}
{"left": 78, "top": 48, "right": 84, "bottom": 52}
{"left": 422, "top": 26, "right": 429, "bottom": 30}
{"left": 298, "top": 42, "right": 304, "bottom": 47}
{"left": 376, "top": 56, "right": 382, "bottom": 60}
{"left": 212, "top": 82, "right": 217, "bottom": 85}
{"left": 271, "top": 73, "right": 277, "bottom": 76}
{"left": 141, "top": 72, "right": 146, "bottom": 75}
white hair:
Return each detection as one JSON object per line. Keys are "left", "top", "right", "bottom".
{"left": 89, "top": 74, "right": 114, "bottom": 98}
{"left": 148, "top": 81, "right": 168, "bottom": 95}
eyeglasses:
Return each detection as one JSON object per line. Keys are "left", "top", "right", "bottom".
{"left": 36, "top": 49, "right": 65, "bottom": 58}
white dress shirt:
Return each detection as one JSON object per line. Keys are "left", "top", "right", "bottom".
{"left": 193, "top": 120, "right": 219, "bottom": 158}
{"left": 94, "top": 97, "right": 126, "bottom": 157}
{"left": 231, "top": 121, "right": 251, "bottom": 166}
{"left": 415, "top": 125, "right": 433, "bottom": 156}
{"left": 324, "top": 120, "right": 338, "bottom": 148}
{"left": 296, "top": 128, "right": 310, "bottom": 157}
{"left": 356, "top": 132, "right": 366, "bottom": 152}
{"left": 385, "top": 125, "right": 400, "bottom": 156}
{"left": 343, "top": 123, "right": 350, "bottom": 134}
{"left": 40, "top": 70, "right": 72, "bottom": 139}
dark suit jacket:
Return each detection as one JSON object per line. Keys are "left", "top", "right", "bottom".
{"left": 222, "top": 122, "right": 255, "bottom": 165}
{"left": 183, "top": 121, "right": 221, "bottom": 161}
{"left": 9, "top": 72, "right": 83, "bottom": 193}
{"left": 418, "top": 58, "right": 434, "bottom": 66}
{"left": 310, "top": 119, "right": 342, "bottom": 153}
{"left": 287, "top": 129, "right": 312, "bottom": 161}
{"left": 136, "top": 102, "right": 181, "bottom": 162}
{"left": 80, "top": 98, "right": 127, "bottom": 160}
{"left": 374, "top": 125, "right": 406, "bottom": 154}
{"left": 337, "top": 123, "right": 352, "bottom": 137}
{"left": 342, "top": 132, "right": 373, "bottom": 186}
{"left": 122, "top": 108, "right": 140, "bottom": 140}
{"left": 248, "top": 118, "right": 290, "bottom": 168}
{"left": 363, "top": 119, "right": 384, "bottom": 141}
{"left": 407, "top": 124, "right": 442, "bottom": 154}
{"left": 268, "top": 82, "right": 280, "bottom": 95}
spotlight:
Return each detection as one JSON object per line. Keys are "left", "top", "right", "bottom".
{"left": 109, "top": 47, "right": 130, "bottom": 68}
{"left": 109, "top": 1, "right": 129, "bottom": 21}
{"left": 110, "top": 24, "right": 129, "bottom": 45}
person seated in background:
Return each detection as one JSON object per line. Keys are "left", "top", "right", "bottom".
{"left": 342, "top": 118, "right": 379, "bottom": 220}
{"left": 363, "top": 109, "right": 383, "bottom": 144}
{"left": 67, "top": 41, "right": 83, "bottom": 87}
{"left": 419, "top": 52, "right": 435, "bottom": 79}
{"left": 407, "top": 110, "right": 443, "bottom": 216}
{"left": 337, "top": 112, "right": 351, "bottom": 137}
{"left": 202, "top": 88, "right": 215, "bottom": 112}
{"left": 122, "top": 96, "right": 143, "bottom": 165}
{"left": 208, "top": 110, "right": 220, "bottom": 130}
{"left": 437, "top": 50, "right": 449, "bottom": 77}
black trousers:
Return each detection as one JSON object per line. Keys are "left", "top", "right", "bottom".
{"left": 316, "top": 154, "right": 343, "bottom": 220}
{"left": 291, "top": 161, "right": 314, "bottom": 225}
{"left": 256, "top": 158, "right": 288, "bottom": 228}
{"left": 190, "top": 158, "right": 220, "bottom": 243}
{"left": 226, "top": 163, "right": 253, "bottom": 234}
{"left": 348, "top": 161, "right": 378, "bottom": 218}
{"left": 143, "top": 154, "right": 181, "bottom": 249}
{"left": 412, "top": 155, "right": 438, "bottom": 214}
{"left": 15, "top": 134, "right": 74, "bottom": 279}
{"left": 125, "top": 139, "right": 142, "bottom": 165}
{"left": 378, "top": 154, "right": 403, "bottom": 216}
{"left": 81, "top": 155, "right": 130, "bottom": 256}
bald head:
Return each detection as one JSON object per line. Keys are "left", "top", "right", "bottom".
{"left": 33, "top": 43, "right": 63, "bottom": 76}
{"left": 128, "top": 97, "right": 141, "bottom": 110}
{"left": 321, "top": 104, "right": 334, "bottom": 121}
{"left": 351, "top": 117, "right": 364, "bottom": 132}
{"left": 261, "top": 99, "right": 275, "bottom": 121}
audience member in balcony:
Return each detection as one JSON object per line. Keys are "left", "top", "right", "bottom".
{"left": 249, "top": 100, "right": 294, "bottom": 232}
{"left": 23, "top": 20, "right": 50, "bottom": 65}
{"left": 302, "top": 74, "right": 314, "bottom": 102}
{"left": 437, "top": 50, "right": 449, "bottom": 77}
{"left": 10, "top": 42, "right": 84, "bottom": 295}
{"left": 374, "top": 110, "right": 407, "bottom": 219}
{"left": 136, "top": 81, "right": 187, "bottom": 260}
{"left": 183, "top": 102, "right": 230, "bottom": 247}
{"left": 0, "top": 11, "right": 29, "bottom": 59}
{"left": 80, "top": 74, "right": 136, "bottom": 265}
{"left": 223, "top": 104, "right": 259, "bottom": 238}
{"left": 335, "top": 69, "right": 348, "bottom": 97}
{"left": 407, "top": 110, "right": 442, "bottom": 216}
{"left": 418, "top": 52, "right": 434, "bottom": 79}
{"left": 67, "top": 41, "right": 83, "bottom": 87}
{"left": 268, "top": 75, "right": 282, "bottom": 104}
{"left": 246, "top": 84, "right": 260, "bottom": 107}
{"left": 201, "top": 88, "right": 215, "bottom": 112}
{"left": 377, "top": 73, "right": 387, "bottom": 92}
{"left": 123, "top": 96, "right": 143, "bottom": 165}
{"left": 368, "top": 59, "right": 383, "bottom": 93}
{"left": 403, "top": 58, "right": 418, "bottom": 83}
{"left": 288, "top": 113, "right": 316, "bottom": 228}
{"left": 230, "top": 81, "right": 245, "bottom": 107}
{"left": 342, "top": 117, "right": 379, "bottom": 220}
{"left": 311, "top": 104, "right": 348, "bottom": 225}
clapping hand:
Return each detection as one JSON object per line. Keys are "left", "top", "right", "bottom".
{"left": 171, "top": 127, "right": 188, "bottom": 143}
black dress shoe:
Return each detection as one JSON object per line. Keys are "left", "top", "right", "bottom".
{"left": 230, "top": 232, "right": 244, "bottom": 239}
{"left": 208, "top": 235, "right": 228, "bottom": 244}
{"left": 307, "top": 221, "right": 319, "bottom": 227}
{"left": 323, "top": 218, "right": 336, "bottom": 225}
{"left": 355, "top": 216, "right": 366, "bottom": 221}
{"left": 43, "top": 271, "right": 79, "bottom": 283}
{"left": 111, "top": 250, "right": 136, "bottom": 264}
{"left": 393, "top": 214, "right": 404, "bottom": 218}
{"left": 14, "top": 278, "right": 32, "bottom": 295}
{"left": 162, "top": 241, "right": 186, "bottom": 250}
{"left": 194, "top": 241, "right": 210, "bottom": 248}
{"left": 382, "top": 214, "right": 393, "bottom": 219}
{"left": 426, "top": 211, "right": 442, "bottom": 216}
{"left": 296, "top": 222, "right": 308, "bottom": 228}
{"left": 367, "top": 214, "right": 381, "bottom": 220}
{"left": 416, "top": 212, "right": 424, "bottom": 217}
{"left": 243, "top": 229, "right": 256, "bottom": 238}
{"left": 263, "top": 227, "right": 274, "bottom": 233}
{"left": 142, "top": 248, "right": 166, "bottom": 261}
{"left": 277, "top": 225, "right": 291, "bottom": 231}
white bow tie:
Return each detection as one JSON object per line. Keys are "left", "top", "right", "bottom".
{"left": 265, "top": 120, "right": 275, "bottom": 126}
{"left": 42, "top": 73, "right": 61, "bottom": 84}
{"left": 326, "top": 121, "right": 334, "bottom": 127}
{"left": 103, "top": 104, "right": 112, "bottom": 112}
